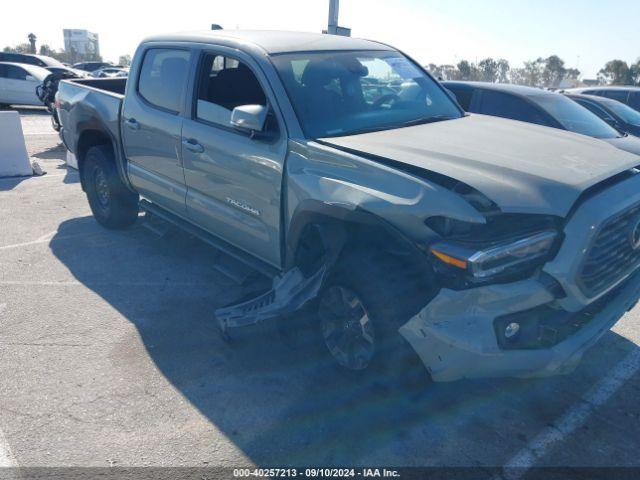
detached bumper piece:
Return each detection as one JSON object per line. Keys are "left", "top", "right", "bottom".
{"left": 399, "top": 271, "right": 640, "bottom": 382}
{"left": 214, "top": 266, "right": 327, "bottom": 335}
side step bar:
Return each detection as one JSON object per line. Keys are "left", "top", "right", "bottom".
{"left": 139, "top": 199, "right": 279, "bottom": 279}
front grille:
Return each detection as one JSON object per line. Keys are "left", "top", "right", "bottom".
{"left": 578, "top": 203, "right": 640, "bottom": 297}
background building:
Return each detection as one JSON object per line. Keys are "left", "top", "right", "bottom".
{"left": 63, "top": 29, "right": 100, "bottom": 61}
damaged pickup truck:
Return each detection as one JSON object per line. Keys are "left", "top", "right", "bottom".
{"left": 56, "top": 30, "right": 640, "bottom": 384}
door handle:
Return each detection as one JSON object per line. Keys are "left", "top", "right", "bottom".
{"left": 125, "top": 118, "right": 140, "bottom": 131}
{"left": 182, "top": 138, "right": 204, "bottom": 154}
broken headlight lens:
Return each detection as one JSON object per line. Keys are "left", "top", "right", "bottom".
{"left": 430, "top": 230, "right": 558, "bottom": 281}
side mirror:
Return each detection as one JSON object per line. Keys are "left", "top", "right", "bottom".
{"left": 230, "top": 104, "right": 268, "bottom": 135}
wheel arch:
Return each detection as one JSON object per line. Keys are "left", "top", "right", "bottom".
{"left": 75, "top": 120, "right": 132, "bottom": 193}
{"left": 285, "top": 199, "right": 427, "bottom": 273}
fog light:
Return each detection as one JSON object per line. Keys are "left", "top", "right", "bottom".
{"left": 504, "top": 322, "right": 520, "bottom": 339}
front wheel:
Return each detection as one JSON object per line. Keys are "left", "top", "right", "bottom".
{"left": 84, "top": 145, "right": 139, "bottom": 229}
{"left": 316, "top": 249, "right": 434, "bottom": 390}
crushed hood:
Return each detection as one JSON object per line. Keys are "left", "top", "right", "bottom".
{"left": 321, "top": 114, "right": 640, "bottom": 217}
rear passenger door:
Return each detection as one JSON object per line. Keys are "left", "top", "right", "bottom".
{"left": 122, "top": 47, "right": 193, "bottom": 216}
{"left": 181, "top": 49, "right": 287, "bottom": 268}
{"left": 4, "top": 65, "right": 39, "bottom": 105}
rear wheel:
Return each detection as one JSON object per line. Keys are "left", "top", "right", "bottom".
{"left": 84, "top": 145, "right": 139, "bottom": 229}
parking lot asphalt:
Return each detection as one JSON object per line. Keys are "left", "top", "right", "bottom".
{"left": 0, "top": 108, "right": 639, "bottom": 475}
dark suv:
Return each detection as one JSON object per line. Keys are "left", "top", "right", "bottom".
{"left": 443, "top": 81, "right": 640, "bottom": 156}
{"left": 566, "top": 93, "right": 640, "bottom": 137}
{"left": 564, "top": 86, "right": 640, "bottom": 113}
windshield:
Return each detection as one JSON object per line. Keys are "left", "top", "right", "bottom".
{"left": 532, "top": 94, "right": 621, "bottom": 139}
{"left": 606, "top": 100, "right": 640, "bottom": 126}
{"left": 271, "top": 50, "right": 462, "bottom": 138}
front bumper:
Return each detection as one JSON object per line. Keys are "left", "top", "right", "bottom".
{"left": 400, "top": 171, "right": 640, "bottom": 382}
{"left": 399, "top": 271, "right": 640, "bottom": 382}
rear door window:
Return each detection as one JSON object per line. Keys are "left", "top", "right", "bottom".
{"left": 477, "top": 90, "right": 552, "bottom": 126}
{"left": 5, "top": 65, "right": 28, "bottom": 80}
{"left": 137, "top": 48, "right": 191, "bottom": 113}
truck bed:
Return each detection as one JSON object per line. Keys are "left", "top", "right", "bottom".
{"left": 66, "top": 77, "right": 127, "bottom": 96}
{"left": 57, "top": 77, "right": 126, "bottom": 158}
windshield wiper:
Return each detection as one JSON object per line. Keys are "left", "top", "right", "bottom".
{"left": 330, "top": 115, "right": 459, "bottom": 138}
{"left": 399, "top": 115, "right": 459, "bottom": 127}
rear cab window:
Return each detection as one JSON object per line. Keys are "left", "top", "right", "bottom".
{"left": 137, "top": 48, "right": 192, "bottom": 113}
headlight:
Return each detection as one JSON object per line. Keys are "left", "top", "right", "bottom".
{"left": 430, "top": 230, "right": 558, "bottom": 281}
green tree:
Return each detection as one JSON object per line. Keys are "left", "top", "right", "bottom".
{"left": 478, "top": 58, "right": 499, "bottom": 82}
{"left": 456, "top": 60, "right": 478, "bottom": 81}
{"left": 496, "top": 59, "right": 510, "bottom": 83}
{"left": 118, "top": 55, "right": 132, "bottom": 67}
{"left": 598, "top": 60, "right": 632, "bottom": 85}
{"left": 629, "top": 60, "right": 640, "bottom": 85}
{"left": 541, "top": 55, "right": 566, "bottom": 87}
{"left": 3, "top": 43, "right": 31, "bottom": 53}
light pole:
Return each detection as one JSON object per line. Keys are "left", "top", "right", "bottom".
{"left": 325, "top": 0, "right": 350, "bottom": 36}
{"left": 28, "top": 33, "right": 37, "bottom": 54}
{"left": 327, "top": 0, "right": 339, "bottom": 35}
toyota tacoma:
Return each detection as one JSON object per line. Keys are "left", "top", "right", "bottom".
{"left": 56, "top": 30, "right": 640, "bottom": 384}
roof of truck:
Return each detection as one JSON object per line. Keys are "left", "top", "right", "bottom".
{"left": 142, "top": 30, "right": 394, "bottom": 55}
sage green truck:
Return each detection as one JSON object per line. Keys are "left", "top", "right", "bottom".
{"left": 56, "top": 30, "right": 640, "bottom": 385}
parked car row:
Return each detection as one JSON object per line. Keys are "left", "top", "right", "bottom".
{"left": 443, "top": 82, "right": 640, "bottom": 156}
{"left": 0, "top": 52, "right": 128, "bottom": 110}
{"left": 0, "top": 62, "right": 51, "bottom": 107}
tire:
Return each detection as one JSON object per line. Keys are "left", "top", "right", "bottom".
{"left": 84, "top": 145, "right": 139, "bottom": 229}
{"left": 0, "top": 104, "right": 10, "bottom": 110}
{"left": 316, "top": 248, "right": 435, "bottom": 391}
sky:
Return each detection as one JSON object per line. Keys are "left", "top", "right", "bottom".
{"left": 2, "top": 0, "right": 639, "bottom": 78}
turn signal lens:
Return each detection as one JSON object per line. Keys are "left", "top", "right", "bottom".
{"left": 430, "top": 249, "right": 468, "bottom": 270}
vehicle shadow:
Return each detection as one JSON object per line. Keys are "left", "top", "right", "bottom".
{"left": 0, "top": 174, "right": 32, "bottom": 191}
{"left": 49, "top": 216, "right": 640, "bottom": 467}
{"left": 33, "top": 143, "right": 67, "bottom": 161}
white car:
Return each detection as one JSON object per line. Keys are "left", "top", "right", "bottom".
{"left": 0, "top": 62, "right": 50, "bottom": 108}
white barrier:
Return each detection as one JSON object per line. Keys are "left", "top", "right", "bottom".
{"left": 0, "top": 111, "right": 32, "bottom": 177}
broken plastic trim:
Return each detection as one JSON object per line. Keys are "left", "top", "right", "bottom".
{"left": 215, "top": 265, "right": 327, "bottom": 334}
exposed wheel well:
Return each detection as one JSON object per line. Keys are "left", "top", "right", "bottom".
{"left": 290, "top": 212, "right": 431, "bottom": 278}
{"left": 77, "top": 130, "right": 113, "bottom": 189}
